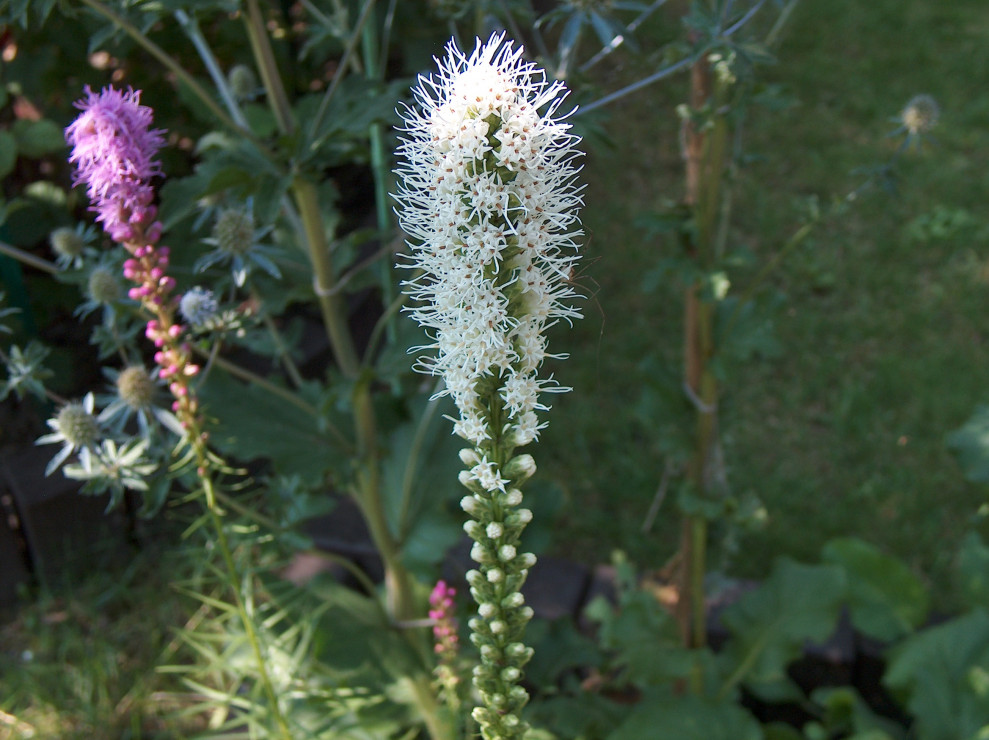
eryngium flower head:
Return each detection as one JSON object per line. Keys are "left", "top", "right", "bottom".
{"left": 49, "top": 227, "right": 85, "bottom": 260}
{"left": 65, "top": 86, "right": 165, "bottom": 242}
{"left": 901, "top": 94, "right": 939, "bottom": 136}
{"left": 179, "top": 286, "right": 219, "bottom": 327}
{"left": 228, "top": 64, "right": 260, "bottom": 101}
{"left": 37, "top": 392, "right": 101, "bottom": 475}
{"left": 394, "top": 33, "right": 582, "bottom": 447}
{"left": 87, "top": 266, "right": 121, "bottom": 303}
{"left": 213, "top": 207, "right": 254, "bottom": 255}
{"left": 117, "top": 365, "right": 156, "bottom": 410}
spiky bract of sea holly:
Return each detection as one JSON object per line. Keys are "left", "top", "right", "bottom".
{"left": 395, "top": 33, "right": 583, "bottom": 740}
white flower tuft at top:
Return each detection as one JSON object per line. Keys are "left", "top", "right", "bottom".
{"left": 394, "top": 32, "right": 583, "bottom": 449}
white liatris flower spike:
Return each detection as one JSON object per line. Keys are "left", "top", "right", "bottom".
{"left": 395, "top": 31, "right": 583, "bottom": 449}
{"left": 394, "top": 32, "right": 582, "bottom": 740}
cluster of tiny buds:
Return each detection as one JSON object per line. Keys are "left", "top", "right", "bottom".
{"left": 429, "top": 580, "right": 459, "bottom": 660}
{"left": 456, "top": 446, "right": 539, "bottom": 738}
{"left": 145, "top": 320, "right": 199, "bottom": 409}
{"left": 122, "top": 240, "right": 172, "bottom": 306}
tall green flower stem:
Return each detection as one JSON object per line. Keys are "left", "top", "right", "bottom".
{"left": 129, "top": 241, "right": 292, "bottom": 739}
{"left": 677, "top": 55, "right": 731, "bottom": 670}
{"left": 361, "top": 7, "right": 396, "bottom": 320}
{"left": 241, "top": 6, "right": 448, "bottom": 736}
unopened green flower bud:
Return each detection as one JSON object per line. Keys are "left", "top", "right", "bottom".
{"left": 501, "top": 667, "right": 521, "bottom": 683}
{"left": 518, "top": 552, "right": 537, "bottom": 568}
{"left": 506, "top": 642, "right": 528, "bottom": 659}
{"left": 489, "top": 692, "right": 507, "bottom": 709}
{"left": 502, "top": 488, "right": 523, "bottom": 506}
{"left": 508, "top": 685, "right": 529, "bottom": 703}
{"left": 88, "top": 267, "right": 120, "bottom": 303}
{"left": 519, "top": 606, "right": 534, "bottom": 621}
{"left": 478, "top": 602, "right": 496, "bottom": 618}
{"left": 461, "top": 494, "right": 481, "bottom": 514}
{"left": 490, "top": 620, "right": 506, "bottom": 634}
{"left": 480, "top": 644, "right": 498, "bottom": 660}
{"left": 464, "top": 520, "right": 483, "bottom": 538}
{"left": 117, "top": 366, "right": 154, "bottom": 410}
{"left": 502, "top": 592, "right": 524, "bottom": 609}
{"left": 56, "top": 402, "right": 100, "bottom": 447}
{"left": 459, "top": 469, "right": 485, "bottom": 494}
{"left": 503, "top": 454, "right": 536, "bottom": 483}
{"left": 50, "top": 227, "right": 85, "bottom": 259}
{"left": 506, "top": 508, "right": 533, "bottom": 527}
{"left": 470, "top": 542, "right": 488, "bottom": 563}
{"left": 466, "top": 569, "right": 483, "bottom": 586}
{"left": 459, "top": 447, "right": 481, "bottom": 466}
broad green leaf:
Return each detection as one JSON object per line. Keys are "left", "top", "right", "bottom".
{"left": 608, "top": 688, "right": 763, "bottom": 740}
{"left": 810, "top": 686, "right": 906, "bottom": 739}
{"left": 527, "top": 693, "right": 627, "bottom": 740}
{"left": 307, "top": 575, "right": 421, "bottom": 682}
{"left": 957, "top": 531, "right": 989, "bottom": 610}
{"left": 379, "top": 394, "right": 463, "bottom": 575}
{"left": 0, "top": 131, "right": 16, "bottom": 178}
{"left": 11, "top": 118, "right": 65, "bottom": 158}
{"left": 589, "top": 589, "right": 695, "bottom": 687}
{"left": 720, "top": 558, "right": 846, "bottom": 693}
{"left": 202, "top": 370, "right": 346, "bottom": 486}
{"left": 526, "top": 618, "right": 604, "bottom": 690}
{"left": 885, "top": 609, "right": 989, "bottom": 740}
{"left": 822, "top": 537, "right": 929, "bottom": 640}
{"left": 762, "top": 724, "right": 804, "bottom": 740}
{"left": 947, "top": 405, "right": 989, "bottom": 482}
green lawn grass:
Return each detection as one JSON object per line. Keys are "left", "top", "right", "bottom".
{"left": 0, "top": 539, "right": 203, "bottom": 738}
{"left": 540, "top": 0, "right": 989, "bottom": 605}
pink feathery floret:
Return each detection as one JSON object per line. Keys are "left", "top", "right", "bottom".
{"left": 65, "top": 86, "right": 166, "bottom": 242}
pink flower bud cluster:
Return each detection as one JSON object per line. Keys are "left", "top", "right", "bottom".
{"left": 123, "top": 238, "right": 173, "bottom": 304}
{"left": 429, "top": 580, "right": 459, "bottom": 659}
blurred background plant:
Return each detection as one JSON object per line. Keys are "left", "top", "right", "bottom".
{"left": 1, "top": 0, "right": 988, "bottom": 737}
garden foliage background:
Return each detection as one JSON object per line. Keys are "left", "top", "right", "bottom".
{"left": 2, "top": 0, "right": 989, "bottom": 738}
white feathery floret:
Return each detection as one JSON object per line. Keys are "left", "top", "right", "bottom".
{"left": 395, "top": 33, "right": 582, "bottom": 447}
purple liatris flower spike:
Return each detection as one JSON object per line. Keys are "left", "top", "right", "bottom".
{"left": 65, "top": 86, "right": 166, "bottom": 242}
